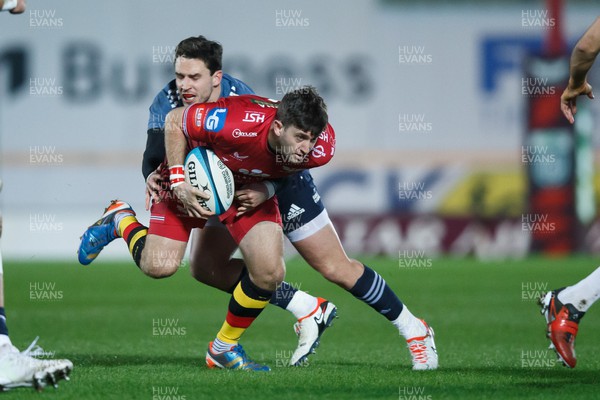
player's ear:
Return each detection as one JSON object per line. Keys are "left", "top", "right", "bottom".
{"left": 272, "top": 120, "right": 283, "bottom": 137}
{"left": 212, "top": 70, "right": 223, "bottom": 88}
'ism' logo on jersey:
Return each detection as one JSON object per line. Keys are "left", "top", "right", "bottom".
{"left": 205, "top": 108, "right": 228, "bottom": 132}
{"left": 242, "top": 111, "right": 266, "bottom": 123}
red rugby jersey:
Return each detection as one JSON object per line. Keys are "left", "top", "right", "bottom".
{"left": 181, "top": 95, "right": 335, "bottom": 186}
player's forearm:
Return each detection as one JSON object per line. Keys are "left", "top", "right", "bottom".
{"left": 164, "top": 108, "right": 187, "bottom": 168}
{"left": 569, "top": 18, "right": 600, "bottom": 88}
{"left": 142, "top": 128, "right": 166, "bottom": 179}
{"left": 569, "top": 48, "right": 599, "bottom": 88}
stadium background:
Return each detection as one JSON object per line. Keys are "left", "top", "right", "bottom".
{"left": 1, "top": 0, "right": 599, "bottom": 261}
{"left": 1, "top": 1, "right": 600, "bottom": 399}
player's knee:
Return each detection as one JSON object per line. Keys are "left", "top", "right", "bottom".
{"left": 141, "top": 263, "right": 178, "bottom": 279}
{"left": 140, "top": 252, "right": 180, "bottom": 279}
{"left": 272, "top": 267, "right": 285, "bottom": 286}
{"left": 251, "top": 265, "right": 284, "bottom": 290}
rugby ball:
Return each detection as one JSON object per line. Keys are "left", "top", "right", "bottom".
{"left": 184, "top": 147, "right": 235, "bottom": 215}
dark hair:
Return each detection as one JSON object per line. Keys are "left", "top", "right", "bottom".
{"left": 276, "top": 86, "right": 328, "bottom": 138}
{"left": 174, "top": 36, "right": 223, "bottom": 75}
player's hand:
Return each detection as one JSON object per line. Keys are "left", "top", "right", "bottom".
{"left": 560, "top": 81, "right": 594, "bottom": 124}
{"left": 9, "top": 0, "right": 26, "bottom": 14}
{"left": 235, "top": 182, "right": 270, "bottom": 216}
{"left": 173, "top": 182, "right": 215, "bottom": 219}
{"left": 145, "top": 169, "right": 164, "bottom": 211}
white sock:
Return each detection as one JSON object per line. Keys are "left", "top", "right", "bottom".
{"left": 0, "top": 334, "right": 12, "bottom": 349}
{"left": 558, "top": 266, "right": 600, "bottom": 312}
{"left": 286, "top": 291, "right": 319, "bottom": 320}
{"left": 392, "top": 306, "right": 426, "bottom": 340}
{"left": 211, "top": 338, "right": 234, "bottom": 353}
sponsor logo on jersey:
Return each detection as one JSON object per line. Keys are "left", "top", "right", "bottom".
{"left": 205, "top": 108, "right": 228, "bottom": 132}
{"left": 232, "top": 128, "right": 258, "bottom": 138}
{"left": 318, "top": 131, "right": 329, "bottom": 142}
{"left": 251, "top": 99, "right": 279, "bottom": 109}
{"left": 287, "top": 204, "right": 306, "bottom": 220}
{"left": 242, "top": 111, "right": 266, "bottom": 123}
{"left": 194, "top": 106, "right": 205, "bottom": 128}
{"left": 311, "top": 144, "right": 326, "bottom": 158}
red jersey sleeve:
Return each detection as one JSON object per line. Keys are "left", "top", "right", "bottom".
{"left": 182, "top": 103, "right": 207, "bottom": 142}
{"left": 307, "top": 123, "right": 336, "bottom": 167}
{"left": 181, "top": 100, "right": 230, "bottom": 146}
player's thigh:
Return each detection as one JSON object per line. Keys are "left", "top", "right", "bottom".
{"left": 143, "top": 195, "right": 204, "bottom": 277}
{"left": 293, "top": 223, "right": 348, "bottom": 269}
{"left": 141, "top": 234, "right": 187, "bottom": 278}
{"left": 238, "top": 221, "right": 285, "bottom": 290}
{"left": 189, "top": 220, "right": 244, "bottom": 289}
{"left": 293, "top": 223, "right": 363, "bottom": 288}
{"left": 278, "top": 171, "right": 362, "bottom": 286}
{"left": 277, "top": 170, "right": 330, "bottom": 243}
{"left": 189, "top": 219, "right": 238, "bottom": 267}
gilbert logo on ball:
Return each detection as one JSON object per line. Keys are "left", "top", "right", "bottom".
{"left": 184, "top": 147, "right": 235, "bottom": 215}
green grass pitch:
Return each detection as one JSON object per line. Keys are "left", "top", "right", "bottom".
{"left": 2, "top": 255, "right": 599, "bottom": 399}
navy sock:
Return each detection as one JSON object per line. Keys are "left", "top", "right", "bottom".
{"left": 270, "top": 282, "right": 298, "bottom": 309}
{"left": 0, "top": 307, "right": 8, "bottom": 336}
{"left": 349, "top": 265, "right": 403, "bottom": 321}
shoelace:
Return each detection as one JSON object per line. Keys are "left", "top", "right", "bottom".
{"left": 0, "top": 337, "right": 46, "bottom": 364}
{"left": 232, "top": 345, "right": 257, "bottom": 365}
{"left": 231, "top": 345, "right": 246, "bottom": 359}
{"left": 231, "top": 345, "right": 264, "bottom": 369}
{"left": 21, "top": 336, "right": 46, "bottom": 358}
{"left": 407, "top": 339, "right": 428, "bottom": 364}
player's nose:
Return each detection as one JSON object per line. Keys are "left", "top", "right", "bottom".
{"left": 299, "top": 141, "right": 310, "bottom": 155}
{"left": 180, "top": 77, "right": 192, "bottom": 90}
